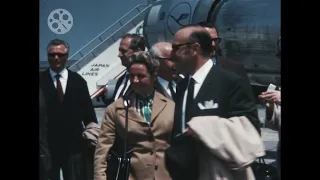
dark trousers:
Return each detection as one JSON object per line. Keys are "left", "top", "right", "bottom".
{"left": 49, "top": 153, "right": 85, "bottom": 180}
{"left": 277, "top": 142, "right": 281, "bottom": 179}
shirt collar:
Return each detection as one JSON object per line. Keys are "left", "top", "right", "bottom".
{"left": 49, "top": 68, "right": 68, "bottom": 80}
{"left": 192, "top": 59, "right": 213, "bottom": 84}
{"left": 157, "top": 77, "right": 176, "bottom": 88}
{"left": 212, "top": 57, "right": 217, "bottom": 65}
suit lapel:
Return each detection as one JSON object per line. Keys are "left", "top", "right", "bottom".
{"left": 154, "top": 80, "right": 171, "bottom": 100}
{"left": 171, "top": 77, "right": 189, "bottom": 136}
{"left": 41, "top": 69, "right": 76, "bottom": 104}
{"left": 150, "top": 91, "right": 167, "bottom": 124}
{"left": 63, "top": 69, "right": 73, "bottom": 101}
{"left": 41, "top": 69, "right": 55, "bottom": 90}
{"left": 112, "top": 73, "right": 127, "bottom": 99}
{"left": 117, "top": 73, "right": 126, "bottom": 88}
{"left": 175, "top": 77, "right": 189, "bottom": 113}
{"left": 40, "top": 69, "right": 61, "bottom": 103}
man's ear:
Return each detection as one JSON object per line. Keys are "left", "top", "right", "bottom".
{"left": 192, "top": 43, "right": 200, "bottom": 56}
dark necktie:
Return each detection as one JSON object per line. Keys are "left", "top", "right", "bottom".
{"left": 185, "top": 77, "right": 195, "bottom": 123}
{"left": 119, "top": 74, "right": 129, "bottom": 97}
{"left": 55, "top": 74, "right": 64, "bottom": 102}
{"left": 168, "top": 81, "right": 176, "bottom": 99}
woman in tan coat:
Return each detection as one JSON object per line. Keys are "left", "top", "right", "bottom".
{"left": 94, "top": 51, "right": 174, "bottom": 180}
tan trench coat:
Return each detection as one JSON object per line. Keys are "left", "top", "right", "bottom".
{"left": 94, "top": 91, "right": 174, "bottom": 180}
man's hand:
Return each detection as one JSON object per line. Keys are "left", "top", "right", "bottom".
{"left": 185, "top": 127, "right": 199, "bottom": 140}
{"left": 259, "top": 90, "right": 281, "bottom": 104}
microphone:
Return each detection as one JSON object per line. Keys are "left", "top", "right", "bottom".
{"left": 123, "top": 95, "right": 130, "bottom": 107}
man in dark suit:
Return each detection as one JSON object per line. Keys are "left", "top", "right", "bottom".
{"left": 40, "top": 39, "right": 98, "bottom": 180}
{"left": 198, "top": 21, "right": 251, "bottom": 85}
{"left": 101, "top": 33, "right": 146, "bottom": 106}
{"left": 166, "top": 25, "right": 260, "bottom": 180}
{"left": 149, "top": 42, "right": 179, "bottom": 101}
{"left": 39, "top": 86, "right": 51, "bottom": 180}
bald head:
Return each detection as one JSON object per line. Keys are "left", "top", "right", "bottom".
{"left": 173, "top": 25, "right": 213, "bottom": 58}
{"left": 175, "top": 25, "right": 205, "bottom": 42}
{"left": 149, "top": 42, "right": 177, "bottom": 81}
{"left": 149, "top": 42, "right": 172, "bottom": 59}
{"left": 171, "top": 25, "right": 213, "bottom": 75}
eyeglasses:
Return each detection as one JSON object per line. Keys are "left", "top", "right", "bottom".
{"left": 48, "top": 53, "right": 68, "bottom": 58}
{"left": 119, "top": 48, "right": 128, "bottom": 54}
{"left": 172, "top": 42, "right": 195, "bottom": 50}
{"left": 155, "top": 57, "right": 177, "bottom": 62}
{"left": 212, "top": 37, "right": 221, "bottom": 44}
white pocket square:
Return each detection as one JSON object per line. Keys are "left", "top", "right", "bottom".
{"left": 198, "top": 100, "right": 219, "bottom": 110}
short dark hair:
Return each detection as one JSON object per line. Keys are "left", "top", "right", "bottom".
{"left": 47, "top": 39, "right": 69, "bottom": 54}
{"left": 128, "top": 51, "right": 159, "bottom": 77}
{"left": 122, "top": 34, "right": 146, "bottom": 51}
{"left": 198, "top": 21, "right": 219, "bottom": 36}
{"left": 177, "top": 25, "right": 213, "bottom": 57}
{"left": 188, "top": 30, "right": 213, "bottom": 57}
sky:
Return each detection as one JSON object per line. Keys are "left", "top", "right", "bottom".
{"left": 40, "top": 0, "right": 147, "bottom": 61}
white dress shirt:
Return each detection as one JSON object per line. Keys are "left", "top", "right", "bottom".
{"left": 49, "top": 68, "right": 68, "bottom": 94}
{"left": 211, "top": 57, "right": 217, "bottom": 65}
{"left": 181, "top": 59, "right": 213, "bottom": 131}
{"left": 157, "top": 77, "right": 176, "bottom": 98}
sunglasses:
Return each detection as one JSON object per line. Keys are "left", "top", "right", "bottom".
{"left": 212, "top": 37, "right": 221, "bottom": 44}
{"left": 172, "top": 42, "right": 195, "bottom": 51}
{"left": 119, "top": 48, "right": 128, "bottom": 54}
{"left": 155, "top": 57, "right": 178, "bottom": 63}
{"left": 48, "top": 53, "right": 68, "bottom": 58}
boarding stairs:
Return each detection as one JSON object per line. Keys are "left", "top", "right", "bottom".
{"left": 67, "top": 4, "right": 152, "bottom": 102}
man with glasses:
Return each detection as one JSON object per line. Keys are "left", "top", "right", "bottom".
{"left": 40, "top": 39, "right": 98, "bottom": 180}
{"left": 198, "top": 21, "right": 250, "bottom": 84}
{"left": 149, "top": 42, "right": 180, "bottom": 101}
{"left": 166, "top": 25, "right": 260, "bottom": 180}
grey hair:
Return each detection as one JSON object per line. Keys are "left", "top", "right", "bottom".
{"left": 47, "top": 39, "right": 69, "bottom": 54}
{"left": 149, "top": 44, "right": 164, "bottom": 58}
{"left": 128, "top": 51, "right": 160, "bottom": 77}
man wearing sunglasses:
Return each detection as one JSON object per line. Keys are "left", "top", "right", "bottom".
{"left": 40, "top": 39, "right": 98, "bottom": 180}
{"left": 166, "top": 25, "right": 260, "bottom": 180}
{"left": 198, "top": 21, "right": 250, "bottom": 85}
{"left": 149, "top": 42, "right": 180, "bottom": 101}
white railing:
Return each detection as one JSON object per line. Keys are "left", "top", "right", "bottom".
{"left": 68, "top": 4, "right": 152, "bottom": 72}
